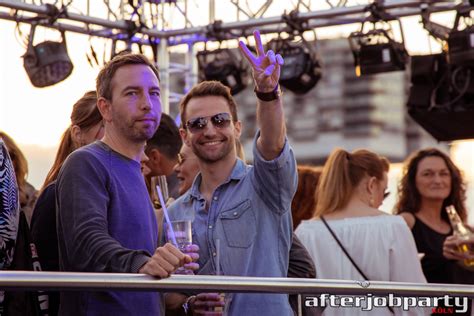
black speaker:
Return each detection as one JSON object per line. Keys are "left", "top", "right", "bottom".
{"left": 407, "top": 53, "right": 474, "bottom": 141}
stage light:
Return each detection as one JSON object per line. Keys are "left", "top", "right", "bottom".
{"left": 407, "top": 53, "right": 474, "bottom": 141}
{"left": 446, "top": 8, "right": 474, "bottom": 67}
{"left": 448, "top": 27, "right": 474, "bottom": 66}
{"left": 267, "top": 37, "right": 321, "bottom": 95}
{"left": 22, "top": 24, "right": 73, "bottom": 88}
{"left": 349, "top": 26, "right": 408, "bottom": 76}
{"left": 196, "top": 48, "right": 248, "bottom": 95}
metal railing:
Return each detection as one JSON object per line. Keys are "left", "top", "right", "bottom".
{"left": 0, "top": 271, "right": 473, "bottom": 298}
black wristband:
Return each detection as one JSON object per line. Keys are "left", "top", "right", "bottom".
{"left": 254, "top": 85, "right": 281, "bottom": 102}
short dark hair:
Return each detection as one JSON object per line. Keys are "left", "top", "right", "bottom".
{"left": 96, "top": 53, "right": 160, "bottom": 100}
{"left": 179, "top": 81, "right": 239, "bottom": 127}
{"left": 145, "top": 113, "right": 182, "bottom": 160}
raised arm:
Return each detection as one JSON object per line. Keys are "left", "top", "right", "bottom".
{"left": 239, "top": 30, "right": 285, "bottom": 161}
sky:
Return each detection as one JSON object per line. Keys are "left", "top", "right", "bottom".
{"left": 0, "top": 1, "right": 473, "bottom": 222}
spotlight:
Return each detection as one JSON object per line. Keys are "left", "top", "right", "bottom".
{"left": 447, "top": 8, "right": 474, "bottom": 66}
{"left": 407, "top": 53, "right": 474, "bottom": 141}
{"left": 349, "top": 26, "right": 408, "bottom": 76}
{"left": 196, "top": 48, "right": 248, "bottom": 95}
{"left": 267, "top": 37, "right": 321, "bottom": 95}
{"left": 448, "top": 27, "right": 474, "bottom": 66}
{"left": 22, "top": 24, "right": 73, "bottom": 88}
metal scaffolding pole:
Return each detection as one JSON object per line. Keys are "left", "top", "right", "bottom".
{"left": 0, "top": 0, "right": 462, "bottom": 43}
{"left": 185, "top": 43, "right": 198, "bottom": 93}
{"left": 158, "top": 38, "right": 170, "bottom": 114}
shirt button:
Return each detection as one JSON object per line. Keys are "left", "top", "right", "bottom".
{"left": 213, "top": 252, "right": 217, "bottom": 257}
{"left": 208, "top": 225, "right": 213, "bottom": 229}
{"left": 233, "top": 212, "right": 238, "bottom": 216}
{"left": 213, "top": 196, "right": 218, "bottom": 201}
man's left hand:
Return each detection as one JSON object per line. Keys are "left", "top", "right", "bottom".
{"left": 239, "top": 30, "right": 284, "bottom": 93}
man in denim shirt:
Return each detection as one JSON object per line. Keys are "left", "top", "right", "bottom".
{"left": 167, "top": 30, "right": 297, "bottom": 315}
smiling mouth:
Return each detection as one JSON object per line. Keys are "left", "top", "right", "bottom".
{"left": 201, "top": 140, "right": 223, "bottom": 146}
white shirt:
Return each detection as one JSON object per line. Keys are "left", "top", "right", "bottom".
{"left": 295, "top": 215, "right": 429, "bottom": 316}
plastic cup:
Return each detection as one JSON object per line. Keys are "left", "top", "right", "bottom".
{"left": 165, "top": 220, "right": 192, "bottom": 251}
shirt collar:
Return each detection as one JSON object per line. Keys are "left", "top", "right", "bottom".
{"left": 186, "top": 158, "right": 247, "bottom": 202}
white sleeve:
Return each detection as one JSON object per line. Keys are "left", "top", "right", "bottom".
{"left": 389, "top": 218, "right": 431, "bottom": 316}
{"left": 389, "top": 218, "right": 426, "bottom": 283}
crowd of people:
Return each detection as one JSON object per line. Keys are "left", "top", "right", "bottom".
{"left": 0, "top": 29, "right": 473, "bottom": 316}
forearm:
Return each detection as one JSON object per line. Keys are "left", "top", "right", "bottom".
{"left": 256, "top": 96, "right": 286, "bottom": 160}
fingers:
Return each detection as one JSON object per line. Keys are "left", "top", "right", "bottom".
{"left": 266, "top": 50, "right": 276, "bottom": 65}
{"left": 196, "top": 293, "right": 222, "bottom": 301}
{"left": 194, "top": 311, "right": 222, "bottom": 316}
{"left": 183, "top": 243, "right": 200, "bottom": 254}
{"left": 163, "top": 243, "right": 193, "bottom": 265}
{"left": 264, "top": 64, "right": 276, "bottom": 76}
{"left": 276, "top": 53, "right": 284, "bottom": 65}
{"left": 139, "top": 259, "right": 171, "bottom": 278}
{"left": 183, "top": 262, "right": 200, "bottom": 272}
{"left": 263, "top": 51, "right": 282, "bottom": 77}
{"left": 141, "top": 243, "right": 193, "bottom": 277}
{"left": 193, "top": 293, "right": 225, "bottom": 314}
{"left": 254, "top": 30, "right": 265, "bottom": 57}
{"left": 239, "top": 40, "right": 256, "bottom": 65}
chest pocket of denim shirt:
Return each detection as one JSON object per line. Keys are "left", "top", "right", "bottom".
{"left": 220, "top": 199, "right": 256, "bottom": 248}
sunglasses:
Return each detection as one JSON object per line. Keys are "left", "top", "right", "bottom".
{"left": 177, "top": 152, "right": 198, "bottom": 166}
{"left": 383, "top": 191, "right": 390, "bottom": 200}
{"left": 186, "top": 112, "right": 232, "bottom": 134}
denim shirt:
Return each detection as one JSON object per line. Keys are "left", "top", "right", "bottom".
{"left": 167, "top": 134, "right": 297, "bottom": 316}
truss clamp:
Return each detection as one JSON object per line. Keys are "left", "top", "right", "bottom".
{"left": 206, "top": 20, "right": 230, "bottom": 41}
{"left": 282, "top": 10, "right": 308, "bottom": 35}
{"left": 125, "top": 20, "right": 142, "bottom": 38}
{"left": 44, "top": 3, "right": 68, "bottom": 25}
{"left": 364, "top": 2, "right": 396, "bottom": 23}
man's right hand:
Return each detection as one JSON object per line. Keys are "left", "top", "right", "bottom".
{"left": 191, "top": 293, "right": 225, "bottom": 316}
{"left": 139, "top": 243, "right": 192, "bottom": 277}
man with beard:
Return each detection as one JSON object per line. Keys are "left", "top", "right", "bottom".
{"left": 56, "top": 53, "right": 192, "bottom": 316}
{"left": 167, "top": 31, "right": 297, "bottom": 315}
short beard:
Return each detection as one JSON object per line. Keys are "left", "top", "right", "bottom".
{"left": 193, "top": 137, "right": 234, "bottom": 163}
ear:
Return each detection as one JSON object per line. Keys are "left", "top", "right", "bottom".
{"left": 147, "top": 148, "right": 161, "bottom": 166}
{"left": 70, "top": 125, "right": 82, "bottom": 148}
{"left": 97, "top": 97, "right": 112, "bottom": 122}
{"left": 233, "top": 120, "right": 242, "bottom": 139}
{"left": 367, "top": 176, "right": 378, "bottom": 195}
{"left": 180, "top": 128, "right": 191, "bottom": 147}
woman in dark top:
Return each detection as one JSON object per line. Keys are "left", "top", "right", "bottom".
{"left": 395, "top": 148, "right": 473, "bottom": 314}
{"left": 30, "top": 91, "right": 104, "bottom": 315}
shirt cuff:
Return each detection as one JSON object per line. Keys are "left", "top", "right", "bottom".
{"left": 131, "top": 254, "right": 151, "bottom": 273}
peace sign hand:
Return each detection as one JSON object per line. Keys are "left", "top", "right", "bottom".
{"left": 239, "top": 30, "right": 284, "bottom": 93}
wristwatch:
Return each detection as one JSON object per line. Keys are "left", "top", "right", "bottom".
{"left": 254, "top": 85, "right": 281, "bottom": 102}
{"left": 182, "top": 295, "right": 196, "bottom": 315}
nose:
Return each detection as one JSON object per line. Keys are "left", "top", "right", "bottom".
{"left": 173, "top": 162, "right": 180, "bottom": 174}
{"left": 202, "top": 120, "right": 217, "bottom": 136}
{"left": 433, "top": 173, "right": 443, "bottom": 183}
{"left": 140, "top": 94, "right": 152, "bottom": 111}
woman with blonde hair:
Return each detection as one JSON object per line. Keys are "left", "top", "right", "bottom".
{"left": 296, "top": 148, "right": 426, "bottom": 315}
{"left": 30, "top": 90, "right": 104, "bottom": 316}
